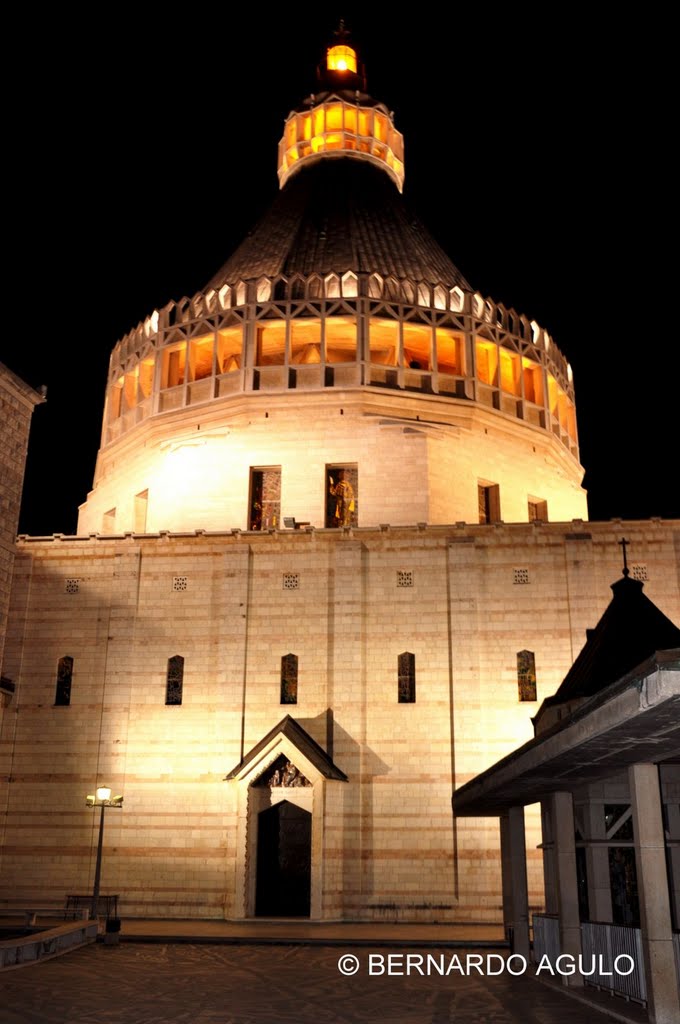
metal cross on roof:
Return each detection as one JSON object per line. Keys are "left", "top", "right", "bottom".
{"left": 618, "top": 536, "right": 631, "bottom": 577}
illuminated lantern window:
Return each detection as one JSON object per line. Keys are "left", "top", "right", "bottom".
{"left": 290, "top": 319, "right": 321, "bottom": 364}
{"left": 522, "top": 357, "right": 544, "bottom": 405}
{"left": 403, "top": 323, "right": 432, "bottom": 370}
{"left": 327, "top": 44, "right": 357, "bottom": 73}
{"left": 499, "top": 349, "right": 521, "bottom": 395}
{"left": 436, "top": 329, "right": 464, "bottom": 376}
{"left": 278, "top": 99, "right": 404, "bottom": 192}
{"left": 369, "top": 318, "right": 398, "bottom": 366}
{"left": 476, "top": 339, "right": 498, "bottom": 386}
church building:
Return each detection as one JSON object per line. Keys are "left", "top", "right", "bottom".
{"left": 1, "top": 29, "right": 678, "bottom": 924}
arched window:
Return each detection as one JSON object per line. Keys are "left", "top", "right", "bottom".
{"left": 281, "top": 654, "right": 298, "bottom": 704}
{"left": 398, "top": 652, "right": 416, "bottom": 703}
{"left": 55, "top": 656, "right": 73, "bottom": 706}
{"left": 166, "top": 655, "right": 184, "bottom": 705}
{"left": 517, "top": 650, "right": 537, "bottom": 701}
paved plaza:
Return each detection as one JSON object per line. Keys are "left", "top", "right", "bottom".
{"left": 1, "top": 943, "right": 641, "bottom": 1024}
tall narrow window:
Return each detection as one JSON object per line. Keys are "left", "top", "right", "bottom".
{"left": 249, "top": 468, "right": 281, "bottom": 530}
{"left": 166, "top": 655, "right": 184, "bottom": 706}
{"left": 102, "top": 508, "right": 116, "bottom": 532}
{"left": 134, "top": 490, "right": 149, "bottom": 533}
{"left": 281, "top": 654, "right": 298, "bottom": 704}
{"left": 528, "top": 498, "right": 548, "bottom": 522}
{"left": 55, "top": 656, "right": 73, "bottom": 706}
{"left": 517, "top": 650, "right": 537, "bottom": 702}
{"left": 478, "top": 483, "right": 500, "bottom": 524}
{"left": 326, "top": 465, "right": 358, "bottom": 528}
{"left": 398, "top": 652, "right": 416, "bottom": 703}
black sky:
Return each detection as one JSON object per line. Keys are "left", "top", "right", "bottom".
{"left": 6, "top": 8, "right": 678, "bottom": 534}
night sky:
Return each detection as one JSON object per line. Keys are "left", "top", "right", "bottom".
{"left": 6, "top": 9, "right": 677, "bottom": 534}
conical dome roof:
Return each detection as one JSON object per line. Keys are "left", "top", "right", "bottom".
{"left": 206, "top": 159, "right": 471, "bottom": 291}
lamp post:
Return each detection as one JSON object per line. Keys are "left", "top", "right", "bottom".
{"left": 86, "top": 786, "right": 123, "bottom": 920}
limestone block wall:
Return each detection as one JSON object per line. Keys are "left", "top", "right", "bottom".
{"left": 78, "top": 389, "right": 587, "bottom": 535}
{"left": 0, "top": 519, "right": 677, "bottom": 921}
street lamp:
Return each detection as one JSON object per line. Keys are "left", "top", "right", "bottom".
{"left": 86, "top": 786, "right": 123, "bottom": 920}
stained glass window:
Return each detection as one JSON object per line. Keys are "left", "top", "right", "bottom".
{"left": 398, "top": 652, "right": 416, "bottom": 703}
{"left": 281, "top": 654, "right": 298, "bottom": 704}
{"left": 166, "top": 655, "right": 184, "bottom": 706}
{"left": 517, "top": 650, "right": 537, "bottom": 701}
{"left": 55, "top": 656, "right": 73, "bottom": 706}
{"left": 249, "top": 468, "right": 281, "bottom": 531}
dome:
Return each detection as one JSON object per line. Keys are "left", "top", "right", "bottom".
{"left": 78, "top": 36, "right": 586, "bottom": 537}
{"left": 206, "top": 160, "right": 471, "bottom": 294}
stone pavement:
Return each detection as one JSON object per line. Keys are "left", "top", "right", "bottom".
{"left": 1, "top": 943, "right": 648, "bottom": 1024}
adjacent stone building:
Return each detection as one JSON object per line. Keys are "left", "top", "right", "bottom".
{"left": 0, "top": 363, "right": 43, "bottom": 718}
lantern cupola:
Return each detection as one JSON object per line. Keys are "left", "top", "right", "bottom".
{"left": 277, "top": 22, "right": 405, "bottom": 192}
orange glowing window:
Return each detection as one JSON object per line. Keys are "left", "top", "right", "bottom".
{"left": 499, "top": 349, "right": 521, "bottom": 395}
{"left": 327, "top": 44, "right": 357, "bottom": 73}
{"left": 291, "top": 319, "right": 322, "bottom": 364}
{"left": 326, "top": 104, "right": 343, "bottom": 131}
{"left": 123, "top": 369, "right": 138, "bottom": 410}
{"left": 298, "top": 113, "right": 312, "bottom": 141}
{"left": 374, "top": 113, "right": 388, "bottom": 143}
{"left": 344, "top": 106, "right": 357, "bottom": 133}
{"left": 325, "top": 317, "right": 357, "bottom": 363}
{"left": 313, "top": 107, "right": 325, "bottom": 136}
{"left": 547, "top": 375, "right": 559, "bottom": 416}
{"left": 285, "top": 119, "right": 296, "bottom": 149}
{"left": 256, "top": 321, "right": 286, "bottom": 366}
{"left": 369, "top": 318, "right": 399, "bottom": 366}
{"left": 476, "top": 339, "right": 498, "bottom": 385}
{"left": 522, "top": 357, "right": 544, "bottom": 405}
{"left": 190, "top": 335, "right": 214, "bottom": 381}
{"left": 358, "top": 109, "right": 371, "bottom": 136}
{"left": 139, "top": 357, "right": 155, "bottom": 398}
{"left": 217, "top": 327, "right": 242, "bottom": 373}
{"left": 558, "top": 389, "right": 569, "bottom": 429}
{"left": 110, "top": 378, "right": 123, "bottom": 420}
{"left": 162, "top": 345, "right": 186, "bottom": 389}
{"left": 403, "top": 323, "right": 432, "bottom": 370}
{"left": 436, "top": 329, "right": 464, "bottom": 376}
{"left": 567, "top": 402, "right": 577, "bottom": 441}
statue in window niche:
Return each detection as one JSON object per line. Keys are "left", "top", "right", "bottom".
{"left": 329, "top": 469, "right": 355, "bottom": 527}
{"left": 265, "top": 759, "right": 310, "bottom": 787}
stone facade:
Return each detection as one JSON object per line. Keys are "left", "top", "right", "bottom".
{"left": 79, "top": 389, "right": 587, "bottom": 536}
{"left": 0, "top": 363, "right": 43, "bottom": 682}
{"left": 1, "top": 517, "right": 677, "bottom": 920}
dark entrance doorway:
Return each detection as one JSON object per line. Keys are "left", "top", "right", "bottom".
{"left": 256, "top": 801, "right": 311, "bottom": 917}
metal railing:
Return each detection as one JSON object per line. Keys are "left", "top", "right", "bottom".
{"left": 532, "top": 913, "right": 560, "bottom": 965}
{"left": 580, "top": 921, "right": 646, "bottom": 1003}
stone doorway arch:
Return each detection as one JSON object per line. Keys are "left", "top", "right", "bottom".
{"left": 256, "top": 800, "right": 312, "bottom": 916}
